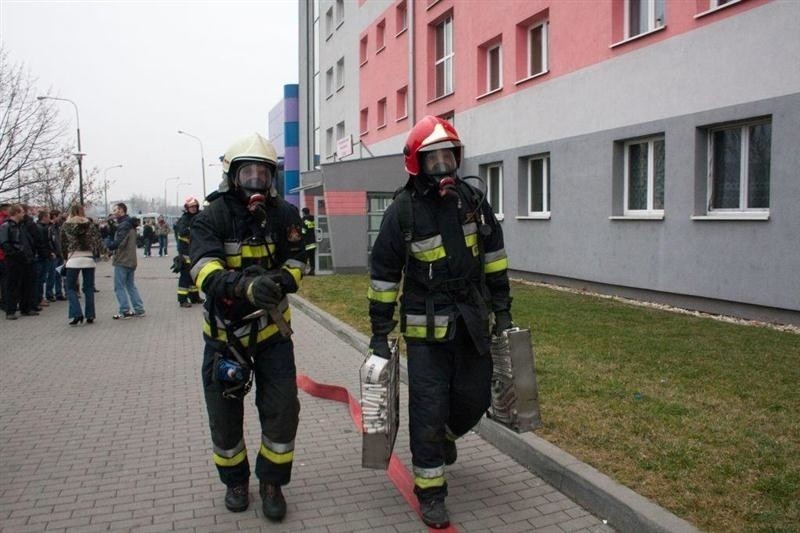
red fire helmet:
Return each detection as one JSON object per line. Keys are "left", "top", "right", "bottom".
{"left": 403, "top": 115, "right": 463, "bottom": 176}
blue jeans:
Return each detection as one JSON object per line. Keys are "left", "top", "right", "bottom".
{"left": 46, "top": 257, "right": 64, "bottom": 299}
{"left": 66, "top": 267, "right": 95, "bottom": 319}
{"left": 32, "top": 258, "right": 47, "bottom": 305}
{"left": 113, "top": 266, "right": 144, "bottom": 314}
{"left": 158, "top": 235, "right": 167, "bottom": 256}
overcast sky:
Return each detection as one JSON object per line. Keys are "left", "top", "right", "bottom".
{"left": 1, "top": 0, "right": 299, "bottom": 207}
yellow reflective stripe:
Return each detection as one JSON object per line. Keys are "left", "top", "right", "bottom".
{"left": 367, "top": 287, "right": 399, "bottom": 303}
{"left": 178, "top": 236, "right": 190, "bottom": 243}
{"left": 484, "top": 256, "right": 509, "bottom": 274}
{"left": 464, "top": 233, "right": 477, "bottom": 248}
{"left": 305, "top": 243, "right": 317, "bottom": 250}
{"left": 259, "top": 443, "right": 294, "bottom": 465}
{"left": 404, "top": 325, "right": 448, "bottom": 339}
{"left": 202, "top": 308, "right": 292, "bottom": 346}
{"left": 177, "top": 289, "right": 189, "bottom": 295}
{"left": 213, "top": 448, "right": 247, "bottom": 467}
{"left": 189, "top": 287, "right": 200, "bottom": 293}
{"left": 283, "top": 265, "right": 302, "bottom": 286}
{"left": 241, "top": 244, "right": 276, "bottom": 258}
{"left": 226, "top": 255, "right": 242, "bottom": 268}
{"left": 411, "top": 246, "right": 446, "bottom": 262}
{"left": 414, "top": 475, "right": 446, "bottom": 489}
{"left": 196, "top": 260, "right": 224, "bottom": 291}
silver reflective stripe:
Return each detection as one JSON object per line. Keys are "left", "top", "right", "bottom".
{"left": 223, "top": 241, "right": 241, "bottom": 255}
{"left": 413, "top": 465, "right": 445, "bottom": 479}
{"left": 410, "top": 235, "right": 443, "bottom": 253}
{"left": 190, "top": 256, "right": 219, "bottom": 280}
{"left": 284, "top": 259, "right": 306, "bottom": 270}
{"left": 213, "top": 439, "right": 245, "bottom": 458}
{"left": 484, "top": 248, "right": 507, "bottom": 263}
{"left": 371, "top": 279, "right": 400, "bottom": 291}
{"left": 405, "top": 314, "right": 449, "bottom": 327}
{"left": 261, "top": 434, "right": 294, "bottom": 453}
{"left": 462, "top": 222, "right": 477, "bottom": 236}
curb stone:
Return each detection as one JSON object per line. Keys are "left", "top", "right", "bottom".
{"left": 290, "top": 293, "right": 701, "bottom": 533}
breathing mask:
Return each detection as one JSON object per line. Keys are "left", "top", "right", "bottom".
{"left": 420, "top": 148, "right": 459, "bottom": 199}
{"left": 235, "top": 161, "right": 274, "bottom": 214}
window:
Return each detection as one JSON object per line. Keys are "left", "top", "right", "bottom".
{"left": 482, "top": 163, "right": 503, "bottom": 216}
{"left": 528, "top": 155, "right": 550, "bottom": 215}
{"left": 335, "top": 0, "right": 344, "bottom": 27}
{"left": 368, "top": 193, "right": 394, "bottom": 254}
{"left": 396, "top": 1, "right": 408, "bottom": 34}
{"left": 528, "top": 21, "right": 548, "bottom": 77}
{"left": 625, "top": 0, "right": 665, "bottom": 39}
{"left": 326, "top": 127, "right": 334, "bottom": 157}
{"left": 377, "top": 98, "right": 387, "bottom": 128}
{"left": 485, "top": 44, "right": 502, "bottom": 93}
{"left": 439, "top": 111, "right": 454, "bottom": 126}
{"left": 434, "top": 17, "right": 454, "bottom": 98}
{"left": 325, "top": 67, "right": 334, "bottom": 98}
{"left": 396, "top": 86, "right": 408, "bottom": 120}
{"left": 336, "top": 57, "right": 345, "bottom": 90}
{"left": 336, "top": 121, "right": 345, "bottom": 143}
{"left": 325, "top": 7, "right": 334, "bottom": 38}
{"left": 360, "top": 35, "right": 368, "bottom": 65}
{"left": 360, "top": 108, "right": 369, "bottom": 135}
{"left": 624, "top": 136, "right": 665, "bottom": 214}
{"left": 707, "top": 119, "right": 771, "bottom": 212}
{"left": 376, "top": 19, "right": 386, "bottom": 51}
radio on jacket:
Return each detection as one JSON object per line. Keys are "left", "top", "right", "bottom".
{"left": 217, "top": 358, "right": 247, "bottom": 382}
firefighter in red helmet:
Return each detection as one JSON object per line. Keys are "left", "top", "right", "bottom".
{"left": 173, "top": 196, "right": 204, "bottom": 307}
{"left": 367, "top": 115, "right": 513, "bottom": 528}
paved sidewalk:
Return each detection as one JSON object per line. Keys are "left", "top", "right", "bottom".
{"left": 0, "top": 256, "right": 612, "bottom": 532}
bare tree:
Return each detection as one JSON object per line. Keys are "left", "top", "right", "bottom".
{"left": 24, "top": 147, "right": 95, "bottom": 209}
{"left": 0, "top": 47, "right": 64, "bottom": 201}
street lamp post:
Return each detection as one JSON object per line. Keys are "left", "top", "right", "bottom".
{"left": 177, "top": 130, "right": 207, "bottom": 200}
{"left": 176, "top": 182, "right": 192, "bottom": 215}
{"left": 102, "top": 164, "right": 123, "bottom": 216}
{"left": 163, "top": 176, "right": 180, "bottom": 215}
{"left": 37, "top": 96, "right": 85, "bottom": 205}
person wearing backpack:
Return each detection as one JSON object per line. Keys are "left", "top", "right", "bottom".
{"left": 366, "top": 116, "right": 513, "bottom": 529}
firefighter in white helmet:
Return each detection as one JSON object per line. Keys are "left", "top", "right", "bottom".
{"left": 189, "top": 133, "right": 307, "bottom": 522}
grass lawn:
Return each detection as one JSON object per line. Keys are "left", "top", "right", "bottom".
{"left": 299, "top": 274, "right": 800, "bottom": 532}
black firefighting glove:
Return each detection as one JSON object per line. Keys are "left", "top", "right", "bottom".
{"left": 493, "top": 310, "right": 513, "bottom": 336}
{"left": 170, "top": 255, "right": 182, "bottom": 273}
{"left": 369, "top": 334, "right": 391, "bottom": 359}
{"left": 244, "top": 274, "right": 283, "bottom": 309}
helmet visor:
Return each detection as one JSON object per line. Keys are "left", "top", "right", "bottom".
{"left": 236, "top": 162, "right": 273, "bottom": 192}
{"left": 421, "top": 148, "right": 458, "bottom": 176}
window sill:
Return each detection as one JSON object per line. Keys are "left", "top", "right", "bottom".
{"left": 376, "top": 45, "right": 386, "bottom": 54}
{"left": 476, "top": 87, "right": 503, "bottom": 100}
{"left": 336, "top": 85, "right": 344, "bottom": 93}
{"left": 426, "top": 0, "right": 441, "bottom": 10}
{"left": 336, "top": 20, "right": 344, "bottom": 30}
{"left": 395, "top": 27, "right": 407, "bottom": 38}
{"left": 695, "top": 0, "right": 743, "bottom": 19}
{"left": 396, "top": 114, "right": 408, "bottom": 122}
{"left": 516, "top": 213, "right": 551, "bottom": 220}
{"left": 325, "top": 33, "right": 333, "bottom": 42}
{"left": 515, "top": 69, "right": 549, "bottom": 86}
{"left": 360, "top": 131, "right": 369, "bottom": 137}
{"left": 609, "top": 213, "right": 664, "bottom": 220}
{"left": 426, "top": 91, "right": 454, "bottom": 105}
{"left": 360, "top": 59, "right": 368, "bottom": 67}
{"left": 325, "top": 93, "right": 333, "bottom": 100}
{"left": 691, "top": 212, "right": 770, "bottom": 221}
{"left": 610, "top": 25, "right": 666, "bottom": 49}
{"left": 377, "top": 123, "right": 387, "bottom": 130}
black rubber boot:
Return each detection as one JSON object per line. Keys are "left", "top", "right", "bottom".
{"left": 260, "top": 481, "right": 287, "bottom": 522}
{"left": 420, "top": 499, "right": 450, "bottom": 529}
{"left": 444, "top": 439, "right": 457, "bottom": 466}
{"left": 224, "top": 483, "right": 249, "bottom": 512}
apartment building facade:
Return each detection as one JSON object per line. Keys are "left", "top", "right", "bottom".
{"left": 298, "top": 0, "right": 800, "bottom": 324}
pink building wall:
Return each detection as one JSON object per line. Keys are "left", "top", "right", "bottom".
{"left": 359, "top": 0, "right": 771, "bottom": 146}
